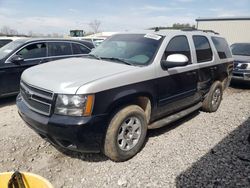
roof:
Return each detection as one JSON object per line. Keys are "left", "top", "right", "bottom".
{"left": 13, "top": 38, "right": 94, "bottom": 44}
{"left": 117, "top": 29, "right": 219, "bottom": 37}
{"left": 196, "top": 17, "right": 250, "bottom": 22}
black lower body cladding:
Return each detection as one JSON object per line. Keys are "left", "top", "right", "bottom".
{"left": 16, "top": 94, "right": 108, "bottom": 153}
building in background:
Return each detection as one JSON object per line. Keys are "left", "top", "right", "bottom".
{"left": 196, "top": 17, "right": 250, "bottom": 44}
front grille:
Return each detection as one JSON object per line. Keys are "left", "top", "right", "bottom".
{"left": 234, "top": 61, "right": 249, "bottom": 70}
{"left": 233, "top": 72, "right": 243, "bottom": 77}
{"left": 20, "top": 81, "right": 54, "bottom": 116}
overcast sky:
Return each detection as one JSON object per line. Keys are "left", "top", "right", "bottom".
{"left": 0, "top": 0, "right": 249, "bottom": 35}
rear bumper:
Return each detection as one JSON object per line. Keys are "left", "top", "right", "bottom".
{"left": 16, "top": 94, "right": 109, "bottom": 153}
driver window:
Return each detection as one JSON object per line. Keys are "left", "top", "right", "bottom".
{"left": 163, "top": 36, "right": 191, "bottom": 64}
{"left": 17, "top": 43, "right": 47, "bottom": 60}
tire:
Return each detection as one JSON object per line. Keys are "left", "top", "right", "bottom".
{"left": 202, "top": 81, "right": 223, "bottom": 112}
{"left": 104, "top": 105, "right": 147, "bottom": 162}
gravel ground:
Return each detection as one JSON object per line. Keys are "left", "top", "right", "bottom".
{"left": 0, "top": 83, "right": 250, "bottom": 188}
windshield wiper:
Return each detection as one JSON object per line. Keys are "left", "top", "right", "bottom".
{"left": 101, "top": 57, "right": 133, "bottom": 65}
{"left": 87, "top": 54, "right": 101, "bottom": 60}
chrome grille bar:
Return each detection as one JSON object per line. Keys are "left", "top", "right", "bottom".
{"left": 20, "top": 81, "right": 54, "bottom": 116}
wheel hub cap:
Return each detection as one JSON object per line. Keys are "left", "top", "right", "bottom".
{"left": 117, "top": 117, "right": 142, "bottom": 151}
{"left": 212, "top": 88, "right": 221, "bottom": 107}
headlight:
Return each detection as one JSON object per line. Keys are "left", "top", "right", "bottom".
{"left": 55, "top": 94, "right": 94, "bottom": 116}
{"left": 247, "top": 63, "right": 250, "bottom": 70}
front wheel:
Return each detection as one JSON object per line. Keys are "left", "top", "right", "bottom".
{"left": 103, "top": 105, "right": 147, "bottom": 162}
{"left": 202, "top": 81, "right": 223, "bottom": 112}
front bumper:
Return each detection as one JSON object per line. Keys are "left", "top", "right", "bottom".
{"left": 16, "top": 95, "right": 109, "bottom": 153}
{"left": 232, "top": 70, "right": 250, "bottom": 81}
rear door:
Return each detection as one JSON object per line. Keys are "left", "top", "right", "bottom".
{"left": 48, "top": 42, "right": 73, "bottom": 61}
{"left": 192, "top": 35, "right": 215, "bottom": 93}
{"left": 0, "top": 42, "right": 47, "bottom": 96}
{"left": 156, "top": 35, "right": 200, "bottom": 119}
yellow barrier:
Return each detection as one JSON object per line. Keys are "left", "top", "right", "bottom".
{"left": 0, "top": 172, "right": 53, "bottom": 188}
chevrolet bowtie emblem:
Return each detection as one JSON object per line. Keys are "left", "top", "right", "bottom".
{"left": 25, "top": 89, "right": 33, "bottom": 100}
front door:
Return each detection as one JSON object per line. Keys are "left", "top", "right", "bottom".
{"left": 156, "top": 35, "right": 199, "bottom": 119}
{"left": 0, "top": 42, "right": 47, "bottom": 96}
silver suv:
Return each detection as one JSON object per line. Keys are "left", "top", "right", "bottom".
{"left": 17, "top": 30, "right": 233, "bottom": 161}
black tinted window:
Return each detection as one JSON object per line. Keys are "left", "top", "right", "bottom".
{"left": 48, "top": 42, "right": 72, "bottom": 56}
{"left": 193, "top": 36, "right": 213, "bottom": 63}
{"left": 0, "top": 39, "right": 12, "bottom": 48}
{"left": 231, "top": 43, "right": 250, "bottom": 56}
{"left": 165, "top": 36, "right": 191, "bottom": 63}
{"left": 212, "top": 37, "right": 232, "bottom": 59}
{"left": 17, "top": 43, "right": 47, "bottom": 59}
{"left": 72, "top": 43, "right": 90, "bottom": 54}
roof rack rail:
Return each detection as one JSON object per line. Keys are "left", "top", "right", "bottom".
{"left": 201, "top": 30, "right": 219, "bottom": 35}
{"left": 181, "top": 28, "right": 219, "bottom": 35}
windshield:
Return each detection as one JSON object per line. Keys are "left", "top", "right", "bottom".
{"left": 90, "top": 34, "right": 163, "bottom": 65}
{"left": 0, "top": 39, "right": 28, "bottom": 59}
{"left": 231, "top": 43, "right": 250, "bottom": 56}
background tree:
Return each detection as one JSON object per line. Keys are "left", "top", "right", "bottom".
{"left": 149, "top": 23, "right": 196, "bottom": 30}
{"left": 0, "top": 26, "right": 18, "bottom": 35}
{"left": 89, "top": 19, "right": 101, "bottom": 33}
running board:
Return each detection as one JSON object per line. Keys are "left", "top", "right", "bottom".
{"left": 148, "top": 102, "right": 202, "bottom": 129}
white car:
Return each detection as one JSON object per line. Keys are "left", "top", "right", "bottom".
{"left": 0, "top": 36, "right": 26, "bottom": 48}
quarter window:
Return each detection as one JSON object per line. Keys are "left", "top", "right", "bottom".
{"left": 193, "top": 36, "right": 213, "bottom": 63}
{"left": 17, "top": 43, "right": 47, "bottom": 59}
{"left": 164, "top": 36, "right": 191, "bottom": 63}
{"left": 212, "top": 37, "right": 232, "bottom": 59}
{"left": 48, "top": 42, "right": 72, "bottom": 56}
{"left": 72, "top": 43, "right": 90, "bottom": 54}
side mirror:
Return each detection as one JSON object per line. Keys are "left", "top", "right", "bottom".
{"left": 10, "top": 55, "right": 24, "bottom": 65}
{"left": 161, "top": 54, "right": 189, "bottom": 70}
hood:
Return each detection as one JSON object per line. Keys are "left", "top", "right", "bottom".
{"left": 233, "top": 55, "right": 250, "bottom": 62}
{"left": 21, "top": 57, "right": 137, "bottom": 94}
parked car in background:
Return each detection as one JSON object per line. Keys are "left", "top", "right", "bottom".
{"left": 231, "top": 43, "right": 250, "bottom": 82}
{"left": 81, "top": 32, "right": 117, "bottom": 47}
{"left": 0, "top": 38, "right": 94, "bottom": 98}
{"left": 0, "top": 36, "right": 26, "bottom": 48}
{"left": 82, "top": 38, "right": 105, "bottom": 47}
{"left": 17, "top": 30, "right": 233, "bottom": 161}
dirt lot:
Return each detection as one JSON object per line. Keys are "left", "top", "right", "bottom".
{"left": 0, "top": 83, "right": 250, "bottom": 188}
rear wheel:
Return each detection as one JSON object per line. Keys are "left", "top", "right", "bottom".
{"left": 202, "top": 81, "right": 223, "bottom": 112}
{"left": 104, "top": 105, "right": 147, "bottom": 162}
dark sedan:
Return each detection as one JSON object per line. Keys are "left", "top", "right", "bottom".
{"left": 0, "top": 38, "right": 94, "bottom": 97}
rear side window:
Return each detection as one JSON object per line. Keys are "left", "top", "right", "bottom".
{"left": 212, "top": 37, "right": 232, "bottom": 59}
{"left": 48, "top": 42, "right": 72, "bottom": 56}
{"left": 193, "top": 36, "right": 213, "bottom": 63}
{"left": 17, "top": 43, "right": 47, "bottom": 59}
{"left": 164, "top": 36, "right": 191, "bottom": 63}
{"left": 72, "top": 43, "right": 90, "bottom": 54}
